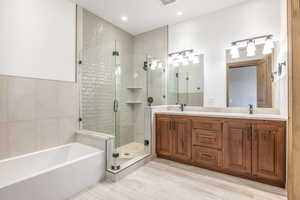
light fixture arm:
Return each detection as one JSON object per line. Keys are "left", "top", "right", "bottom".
{"left": 232, "top": 34, "right": 273, "bottom": 45}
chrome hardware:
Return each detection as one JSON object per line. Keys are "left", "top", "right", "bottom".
{"left": 180, "top": 104, "right": 185, "bottom": 112}
{"left": 113, "top": 99, "right": 119, "bottom": 113}
{"left": 249, "top": 104, "right": 254, "bottom": 115}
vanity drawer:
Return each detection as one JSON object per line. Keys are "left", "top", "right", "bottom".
{"left": 192, "top": 129, "right": 222, "bottom": 149}
{"left": 192, "top": 146, "right": 222, "bottom": 168}
{"left": 192, "top": 120, "right": 222, "bottom": 131}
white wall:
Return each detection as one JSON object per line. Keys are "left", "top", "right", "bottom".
{"left": 0, "top": 0, "right": 76, "bottom": 82}
{"left": 168, "top": 0, "right": 281, "bottom": 107}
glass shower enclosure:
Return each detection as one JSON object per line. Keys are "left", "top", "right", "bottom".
{"left": 77, "top": 7, "right": 152, "bottom": 172}
{"left": 77, "top": 8, "right": 168, "bottom": 172}
{"left": 78, "top": 38, "right": 152, "bottom": 171}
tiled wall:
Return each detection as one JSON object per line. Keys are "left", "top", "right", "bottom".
{"left": 79, "top": 9, "right": 168, "bottom": 147}
{"left": 80, "top": 9, "right": 135, "bottom": 147}
{"left": 0, "top": 75, "right": 79, "bottom": 159}
{"left": 132, "top": 27, "right": 168, "bottom": 143}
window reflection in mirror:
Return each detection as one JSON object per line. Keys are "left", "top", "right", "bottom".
{"left": 226, "top": 44, "right": 274, "bottom": 108}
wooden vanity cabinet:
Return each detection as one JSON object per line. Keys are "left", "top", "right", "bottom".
{"left": 156, "top": 117, "right": 173, "bottom": 157}
{"left": 156, "top": 114, "right": 286, "bottom": 188}
{"left": 156, "top": 116, "right": 192, "bottom": 162}
{"left": 251, "top": 124, "right": 285, "bottom": 183}
{"left": 223, "top": 121, "right": 252, "bottom": 175}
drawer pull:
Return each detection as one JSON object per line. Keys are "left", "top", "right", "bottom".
{"left": 198, "top": 136, "right": 216, "bottom": 144}
{"left": 201, "top": 153, "right": 213, "bottom": 160}
{"left": 201, "top": 123, "right": 213, "bottom": 129}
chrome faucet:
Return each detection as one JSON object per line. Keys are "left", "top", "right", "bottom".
{"left": 249, "top": 104, "right": 254, "bottom": 115}
{"left": 180, "top": 104, "right": 185, "bottom": 112}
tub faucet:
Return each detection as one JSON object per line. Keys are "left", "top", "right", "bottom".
{"left": 249, "top": 104, "right": 254, "bottom": 115}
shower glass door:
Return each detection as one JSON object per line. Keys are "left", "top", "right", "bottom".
{"left": 79, "top": 8, "right": 151, "bottom": 172}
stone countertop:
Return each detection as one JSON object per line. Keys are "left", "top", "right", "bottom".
{"left": 154, "top": 110, "right": 288, "bottom": 121}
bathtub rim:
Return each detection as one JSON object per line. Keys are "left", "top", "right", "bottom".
{"left": 0, "top": 143, "right": 104, "bottom": 190}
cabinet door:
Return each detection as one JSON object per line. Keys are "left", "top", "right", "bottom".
{"left": 252, "top": 124, "right": 285, "bottom": 182}
{"left": 156, "top": 117, "right": 173, "bottom": 157}
{"left": 223, "top": 122, "right": 252, "bottom": 175}
{"left": 173, "top": 118, "right": 192, "bottom": 161}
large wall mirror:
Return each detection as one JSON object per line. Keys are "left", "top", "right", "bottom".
{"left": 167, "top": 53, "right": 204, "bottom": 106}
{"left": 226, "top": 43, "right": 275, "bottom": 108}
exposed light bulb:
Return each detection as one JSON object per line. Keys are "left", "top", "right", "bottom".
{"left": 182, "top": 59, "right": 189, "bottom": 66}
{"left": 247, "top": 40, "right": 256, "bottom": 57}
{"left": 168, "top": 57, "right": 173, "bottom": 64}
{"left": 115, "top": 66, "right": 121, "bottom": 75}
{"left": 230, "top": 43, "right": 240, "bottom": 59}
{"left": 173, "top": 62, "right": 179, "bottom": 67}
{"left": 247, "top": 50, "right": 256, "bottom": 57}
{"left": 177, "top": 54, "right": 184, "bottom": 63}
{"left": 263, "top": 37, "right": 274, "bottom": 55}
{"left": 192, "top": 56, "right": 200, "bottom": 64}
{"left": 158, "top": 62, "right": 163, "bottom": 69}
{"left": 188, "top": 53, "right": 195, "bottom": 61}
{"left": 151, "top": 60, "right": 157, "bottom": 70}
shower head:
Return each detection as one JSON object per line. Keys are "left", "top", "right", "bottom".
{"left": 160, "top": 0, "right": 176, "bottom": 5}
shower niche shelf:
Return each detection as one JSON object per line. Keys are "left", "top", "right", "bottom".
{"left": 126, "top": 101, "right": 143, "bottom": 104}
{"left": 126, "top": 87, "right": 143, "bottom": 90}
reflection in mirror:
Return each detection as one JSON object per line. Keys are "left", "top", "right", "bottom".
{"left": 226, "top": 43, "right": 275, "bottom": 108}
{"left": 167, "top": 54, "right": 204, "bottom": 106}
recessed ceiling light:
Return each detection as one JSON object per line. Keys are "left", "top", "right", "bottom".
{"left": 177, "top": 11, "right": 183, "bottom": 16}
{"left": 121, "top": 16, "right": 128, "bottom": 21}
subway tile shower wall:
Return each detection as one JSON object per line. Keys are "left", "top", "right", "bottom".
{"left": 80, "top": 9, "right": 135, "bottom": 147}
{"left": 0, "top": 75, "right": 79, "bottom": 160}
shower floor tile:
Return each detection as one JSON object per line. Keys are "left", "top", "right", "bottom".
{"left": 117, "top": 142, "right": 146, "bottom": 165}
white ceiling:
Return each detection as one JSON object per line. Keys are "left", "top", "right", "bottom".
{"left": 73, "top": 0, "right": 250, "bottom": 35}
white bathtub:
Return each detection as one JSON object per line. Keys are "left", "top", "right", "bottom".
{"left": 0, "top": 143, "right": 105, "bottom": 200}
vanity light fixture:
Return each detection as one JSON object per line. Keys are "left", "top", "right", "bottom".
{"left": 146, "top": 58, "right": 164, "bottom": 71}
{"left": 192, "top": 55, "right": 200, "bottom": 64}
{"left": 263, "top": 36, "right": 274, "bottom": 55}
{"left": 168, "top": 49, "right": 201, "bottom": 67}
{"left": 158, "top": 62, "right": 163, "bottom": 69}
{"left": 230, "top": 42, "right": 240, "bottom": 59}
{"left": 115, "top": 66, "right": 121, "bottom": 75}
{"left": 230, "top": 35, "right": 274, "bottom": 58}
{"left": 151, "top": 60, "right": 157, "bottom": 70}
{"left": 168, "top": 57, "right": 173, "bottom": 64}
{"left": 247, "top": 39, "right": 256, "bottom": 57}
{"left": 173, "top": 61, "right": 179, "bottom": 67}
{"left": 182, "top": 59, "right": 189, "bottom": 66}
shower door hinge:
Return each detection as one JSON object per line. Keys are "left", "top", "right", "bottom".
{"left": 78, "top": 118, "right": 82, "bottom": 122}
{"left": 113, "top": 99, "right": 119, "bottom": 113}
{"left": 176, "top": 73, "right": 179, "bottom": 78}
{"left": 143, "top": 61, "right": 148, "bottom": 71}
{"left": 144, "top": 140, "right": 150, "bottom": 146}
{"left": 78, "top": 60, "right": 82, "bottom": 65}
{"left": 112, "top": 51, "right": 120, "bottom": 56}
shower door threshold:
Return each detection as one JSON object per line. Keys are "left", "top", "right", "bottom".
{"left": 107, "top": 153, "right": 152, "bottom": 176}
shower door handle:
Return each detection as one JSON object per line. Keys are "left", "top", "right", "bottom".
{"left": 113, "top": 99, "right": 119, "bottom": 113}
